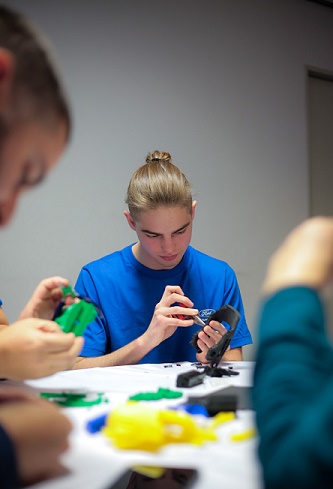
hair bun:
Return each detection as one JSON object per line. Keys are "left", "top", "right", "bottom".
{"left": 146, "top": 150, "right": 172, "bottom": 164}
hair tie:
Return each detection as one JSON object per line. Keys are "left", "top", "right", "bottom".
{"left": 151, "top": 157, "right": 160, "bottom": 162}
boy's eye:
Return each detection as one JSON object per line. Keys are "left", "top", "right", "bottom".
{"left": 174, "top": 228, "right": 186, "bottom": 236}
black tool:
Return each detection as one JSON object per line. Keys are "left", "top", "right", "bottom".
{"left": 190, "top": 304, "right": 241, "bottom": 368}
{"left": 176, "top": 305, "right": 241, "bottom": 388}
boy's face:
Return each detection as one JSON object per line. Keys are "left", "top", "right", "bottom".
{"left": 0, "top": 118, "right": 67, "bottom": 226}
{"left": 125, "top": 202, "right": 196, "bottom": 270}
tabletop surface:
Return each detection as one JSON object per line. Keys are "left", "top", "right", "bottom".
{"left": 23, "top": 361, "right": 263, "bottom": 489}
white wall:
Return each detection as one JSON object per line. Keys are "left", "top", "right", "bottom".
{"left": 1, "top": 0, "right": 333, "bottom": 360}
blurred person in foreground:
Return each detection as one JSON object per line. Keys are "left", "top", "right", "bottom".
{"left": 252, "top": 216, "right": 333, "bottom": 489}
{"left": 0, "top": 5, "right": 83, "bottom": 488}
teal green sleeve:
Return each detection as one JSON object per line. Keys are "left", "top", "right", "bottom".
{"left": 252, "top": 286, "right": 333, "bottom": 489}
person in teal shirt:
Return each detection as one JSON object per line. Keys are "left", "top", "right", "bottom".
{"left": 252, "top": 216, "right": 333, "bottom": 489}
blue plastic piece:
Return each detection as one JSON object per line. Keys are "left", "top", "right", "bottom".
{"left": 86, "top": 413, "right": 108, "bottom": 433}
{"left": 179, "top": 403, "right": 209, "bottom": 417}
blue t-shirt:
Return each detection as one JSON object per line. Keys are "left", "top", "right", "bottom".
{"left": 75, "top": 245, "right": 252, "bottom": 363}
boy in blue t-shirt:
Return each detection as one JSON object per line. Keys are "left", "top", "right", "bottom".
{"left": 74, "top": 150, "right": 252, "bottom": 368}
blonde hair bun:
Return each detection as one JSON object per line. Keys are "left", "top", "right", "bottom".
{"left": 146, "top": 151, "right": 172, "bottom": 164}
{"left": 126, "top": 150, "right": 192, "bottom": 220}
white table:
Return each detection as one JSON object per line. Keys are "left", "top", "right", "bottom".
{"left": 25, "top": 361, "right": 263, "bottom": 489}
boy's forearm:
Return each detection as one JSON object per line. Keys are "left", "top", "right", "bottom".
{"left": 72, "top": 335, "right": 153, "bottom": 369}
{"left": 223, "top": 346, "right": 243, "bottom": 361}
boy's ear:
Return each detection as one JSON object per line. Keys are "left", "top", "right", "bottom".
{"left": 124, "top": 210, "right": 136, "bottom": 230}
{"left": 0, "top": 49, "right": 15, "bottom": 112}
{"left": 192, "top": 200, "right": 197, "bottom": 220}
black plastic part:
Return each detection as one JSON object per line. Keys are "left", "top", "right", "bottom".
{"left": 204, "top": 366, "right": 240, "bottom": 377}
{"left": 190, "top": 304, "right": 241, "bottom": 367}
{"left": 186, "top": 386, "right": 252, "bottom": 416}
{"left": 176, "top": 369, "right": 206, "bottom": 388}
{"left": 206, "top": 330, "right": 236, "bottom": 368}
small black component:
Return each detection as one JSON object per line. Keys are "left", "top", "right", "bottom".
{"left": 204, "top": 366, "right": 240, "bottom": 377}
{"left": 176, "top": 369, "right": 206, "bottom": 388}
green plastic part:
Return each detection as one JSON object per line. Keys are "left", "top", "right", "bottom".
{"left": 60, "top": 285, "right": 77, "bottom": 297}
{"left": 159, "top": 388, "right": 183, "bottom": 399}
{"left": 40, "top": 391, "right": 108, "bottom": 407}
{"left": 54, "top": 285, "right": 98, "bottom": 336}
{"left": 55, "top": 300, "right": 97, "bottom": 336}
{"left": 129, "top": 387, "right": 183, "bottom": 401}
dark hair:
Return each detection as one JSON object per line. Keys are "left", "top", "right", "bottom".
{"left": 125, "top": 150, "right": 193, "bottom": 221}
{"left": 0, "top": 5, "right": 71, "bottom": 139}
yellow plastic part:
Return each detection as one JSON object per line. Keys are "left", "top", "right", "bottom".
{"left": 102, "top": 401, "right": 218, "bottom": 451}
{"left": 209, "top": 411, "right": 235, "bottom": 429}
{"left": 230, "top": 427, "right": 257, "bottom": 442}
{"left": 131, "top": 466, "right": 166, "bottom": 478}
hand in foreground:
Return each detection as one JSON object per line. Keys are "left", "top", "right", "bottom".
{"left": 262, "top": 217, "right": 333, "bottom": 296}
{"left": 0, "top": 390, "right": 72, "bottom": 486}
{"left": 0, "top": 307, "right": 9, "bottom": 327}
{"left": 19, "top": 276, "right": 71, "bottom": 321}
{"left": 142, "top": 285, "right": 199, "bottom": 347}
{"left": 0, "top": 318, "right": 84, "bottom": 379}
